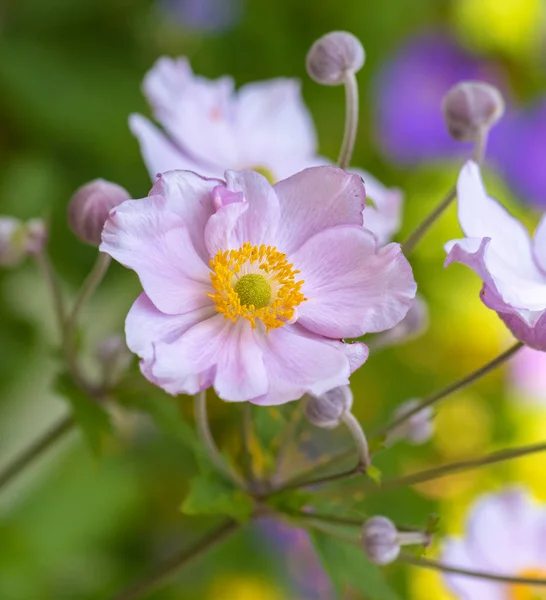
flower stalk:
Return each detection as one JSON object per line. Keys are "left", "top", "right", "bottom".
{"left": 341, "top": 411, "right": 371, "bottom": 469}
{"left": 338, "top": 72, "right": 359, "bottom": 170}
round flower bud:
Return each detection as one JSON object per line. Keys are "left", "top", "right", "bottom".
{"left": 442, "top": 81, "right": 505, "bottom": 142}
{"left": 304, "top": 385, "right": 353, "bottom": 429}
{"left": 24, "top": 219, "right": 47, "bottom": 256}
{"left": 68, "top": 179, "right": 130, "bottom": 246}
{"left": 362, "top": 516, "right": 400, "bottom": 565}
{"left": 306, "top": 31, "right": 365, "bottom": 86}
{"left": 386, "top": 399, "right": 434, "bottom": 446}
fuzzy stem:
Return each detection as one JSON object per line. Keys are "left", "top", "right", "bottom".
{"left": 0, "top": 414, "right": 75, "bottom": 491}
{"left": 374, "top": 341, "right": 524, "bottom": 440}
{"left": 194, "top": 391, "right": 245, "bottom": 487}
{"left": 341, "top": 411, "right": 371, "bottom": 469}
{"left": 113, "top": 521, "right": 238, "bottom": 600}
{"left": 399, "top": 552, "right": 546, "bottom": 586}
{"left": 337, "top": 72, "right": 359, "bottom": 170}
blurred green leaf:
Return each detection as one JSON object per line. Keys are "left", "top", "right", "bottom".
{"left": 310, "top": 532, "right": 402, "bottom": 600}
{"left": 181, "top": 472, "right": 254, "bottom": 524}
{"left": 266, "top": 490, "right": 314, "bottom": 514}
{"left": 367, "top": 465, "right": 383, "bottom": 485}
{"left": 55, "top": 372, "right": 112, "bottom": 456}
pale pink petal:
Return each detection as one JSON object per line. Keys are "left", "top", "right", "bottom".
{"left": 273, "top": 166, "right": 366, "bottom": 255}
{"left": 339, "top": 341, "right": 369, "bottom": 373}
{"left": 204, "top": 200, "right": 249, "bottom": 257}
{"left": 125, "top": 293, "right": 215, "bottom": 362}
{"left": 143, "top": 57, "right": 236, "bottom": 168}
{"left": 270, "top": 154, "right": 328, "bottom": 182}
{"left": 352, "top": 168, "right": 403, "bottom": 244}
{"left": 292, "top": 226, "right": 416, "bottom": 338}
{"left": 466, "top": 489, "right": 542, "bottom": 573}
{"left": 150, "top": 170, "right": 219, "bottom": 262}
{"left": 152, "top": 315, "right": 268, "bottom": 401}
{"left": 129, "top": 113, "right": 206, "bottom": 181}
{"left": 224, "top": 170, "right": 280, "bottom": 247}
{"left": 235, "top": 79, "right": 317, "bottom": 169}
{"left": 100, "top": 197, "right": 211, "bottom": 315}
{"left": 251, "top": 324, "right": 351, "bottom": 406}
{"left": 441, "top": 540, "right": 505, "bottom": 600}
{"left": 533, "top": 214, "right": 546, "bottom": 275}
{"left": 496, "top": 309, "right": 546, "bottom": 351}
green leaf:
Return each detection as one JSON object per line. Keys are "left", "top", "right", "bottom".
{"left": 55, "top": 373, "right": 112, "bottom": 456}
{"left": 310, "top": 531, "right": 402, "bottom": 600}
{"left": 180, "top": 472, "right": 254, "bottom": 524}
{"left": 266, "top": 490, "right": 314, "bottom": 514}
{"left": 367, "top": 465, "right": 383, "bottom": 485}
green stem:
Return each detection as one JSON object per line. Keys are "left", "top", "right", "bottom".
{"left": 35, "top": 252, "right": 67, "bottom": 335}
{"left": 269, "top": 464, "right": 359, "bottom": 496}
{"left": 399, "top": 552, "right": 546, "bottom": 586}
{"left": 113, "top": 521, "right": 238, "bottom": 600}
{"left": 69, "top": 252, "right": 111, "bottom": 327}
{"left": 337, "top": 71, "right": 359, "bottom": 170}
{"left": 194, "top": 391, "right": 245, "bottom": 487}
{"left": 374, "top": 341, "right": 524, "bottom": 440}
{"left": 0, "top": 415, "right": 75, "bottom": 491}
{"left": 241, "top": 403, "right": 254, "bottom": 485}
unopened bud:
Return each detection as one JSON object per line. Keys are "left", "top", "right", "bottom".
{"left": 386, "top": 399, "right": 434, "bottom": 446}
{"left": 68, "top": 179, "right": 130, "bottom": 246}
{"left": 363, "top": 517, "right": 430, "bottom": 565}
{"left": 0, "top": 217, "right": 47, "bottom": 267}
{"left": 306, "top": 31, "right": 365, "bottom": 86}
{"left": 304, "top": 385, "right": 353, "bottom": 429}
{"left": 95, "top": 335, "right": 132, "bottom": 386}
{"left": 442, "top": 81, "right": 505, "bottom": 142}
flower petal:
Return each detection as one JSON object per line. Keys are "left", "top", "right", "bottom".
{"left": 204, "top": 200, "right": 249, "bottom": 257}
{"left": 533, "top": 214, "right": 546, "bottom": 275}
{"left": 101, "top": 196, "right": 211, "bottom": 315}
{"left": 224, "top": 170, "right": 280, "bottom": 247}
{"left": 251, "top": 324, "right": 351, "bottom": 406}
{"left": 143, "top": 56, "right": 236, "bottom": 168}
{"left": 129, "top": 113, "right": 205, "bottom": 181}
{"left": 273, "top": 166, "right": 366, "bottom": 255}
{"left": 441, "top": 539, "right": 505, "bottom": 600}
{"left": 235, "top": 79, "right": 317, "bottom": 170}
{"left": 293, "top": 226, "right": 416, "bottom": 338}
{"left": 152, "top": 315, "right": 268, "bottom": 401}
{"left": 150, "top": 170, "right": 220, "bottom": 262}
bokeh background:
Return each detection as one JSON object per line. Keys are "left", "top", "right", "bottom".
{"left": 1, "top": 0, "right": 546, "bottom": 598}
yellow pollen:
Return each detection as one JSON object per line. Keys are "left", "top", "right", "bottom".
{"left": 510, "top": 569, "right": 546, "bottom": 600}
{"left": 208, "top": 242, "right": 306, "bottom": 331}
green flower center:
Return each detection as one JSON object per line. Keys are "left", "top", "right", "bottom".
{"left": 252, "top": 166, "right": 276, "bottom": 184}
{"left": 234, "top": 273, "right": 272, "bottom": 309}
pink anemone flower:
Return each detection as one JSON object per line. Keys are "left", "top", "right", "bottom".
{"left": 446, "top": 161, "right": 546, "bottom": 350}
{"left": 100, "top": 166, "right": 416, "bottom": 404}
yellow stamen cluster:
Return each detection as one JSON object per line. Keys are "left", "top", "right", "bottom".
{"left": 208, "top": 242, "right": 306, "bottom": 331}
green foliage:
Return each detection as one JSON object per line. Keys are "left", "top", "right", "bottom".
{"left": 54, "top": 372, "right": 112, "bottom": 456}
{"left": 180, "top": 472, "right": 254, "bottom": 524}
{"left": 310, "top": 531, "right": 402, "bottom": 600}
{"left": 266, "top": 489, "right": 314, "bottom": 514}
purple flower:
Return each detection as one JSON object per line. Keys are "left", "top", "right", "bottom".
{"left": 375, "top": 32, "right": 504, "bottom": 164}
{"left": 441, "top": 489, "right": 546, "bottom": 599}
{"left": 445, "top": 161, "right": 546, "bottom": 350}
{"left": 100, "top": 167, "right": 416, "bottom": 404}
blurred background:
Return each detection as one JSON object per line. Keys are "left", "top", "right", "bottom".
{"left": 1, "top": 0, "right": 546, "bottom": 598}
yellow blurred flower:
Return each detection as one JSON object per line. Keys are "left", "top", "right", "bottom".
{"left": 209, "top": 576, "right": 285, "bottom": 600}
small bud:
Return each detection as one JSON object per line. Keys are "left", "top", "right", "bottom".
{"left": 386, "top": 399, "right": 434, "bottom": 446}
{"left": 68, "top": 179, "right": 130, "bottom": 246}
{"left": 363, "top": 517, "right": 431, "bottom": 565}
{"left": 95, "top": 335, "right": 132, "bottom": 387}
{"left": 442, "top": 81, "right": 505, "bottom": 142}
{"left": 304, "top": 385, "right": 353, "bottom": 429}
{"left": 0, "top": 217, "right": 47, "bottom": 267}
{"left": 306, "top": 31, "right": 365, "bottom": 86}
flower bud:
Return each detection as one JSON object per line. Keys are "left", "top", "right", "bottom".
{"left": 0, "top": 217, "right": 47, "bottom": 267}
{"left": 363, "top": 517, "right": 431, "bottom": 565}
{"left": 306, "top": 31, "right": 365, "bottom": 86}
{"left": 304, "top": 385, "right": 353, "bottom": 429}
{"left": 68, "top": 179, "right": 130, "bottom": 246}
{"left": 386, "top": 399, "right": 434, "bottom": 446}
{"left": 442, "top": 81, "right": 505, "bottom": 142}
{"left": 95, "top": 335, "right": 132, "bottom": 386}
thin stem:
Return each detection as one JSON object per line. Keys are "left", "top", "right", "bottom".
{"left": 241, "top": 403, "right": 254, "bottom": 485}
{"left": 269, "top": 464, "right": 359, "bottom": 496}
{"left": 35, "top": 252, "right": 66, "bottom": 334}
{"left": 294, "top": 511, "right": 363, "bottom": 527}
{"left": 473, "top": 127, "right": 489, "bottom": 164}
{"left": 399, "top": 552, "right": 546, "bottom": 587}
{"left": 113, "top": 520, "right": 238, "bottom": 600}
{"left": 69, "top": 252, "right": 111, "bottom": 327}
{"left": 374, "top": 341, "right": 524, "bottom": 440}
{"left": 0, "top": 414, "right": 75, "bottom": 491}
{"left": 341, "top": 411, "right": 370, "bottom": 469}
{"left": 374, "top": 440, "right": 546, "bottom": 492}
{"left": 272, "top": 402, "right": 303, "bottom": 483}
{"left": 337, "top": 72, "right": 359, "bottom": 170}
{"left": 194, "top": 391, "right": 245, "bottom": 487}
{"left": 402, "top": 186, "right": 456, "bottom": 256}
